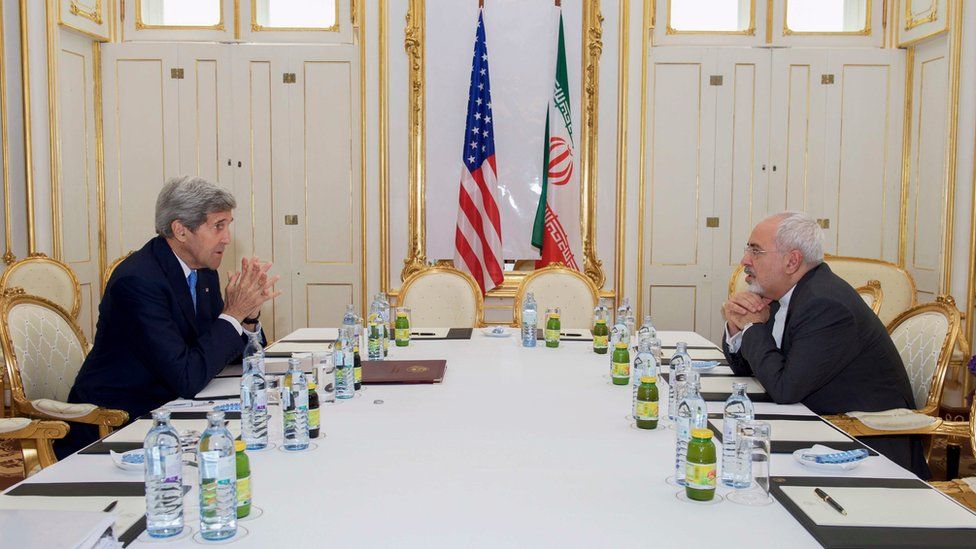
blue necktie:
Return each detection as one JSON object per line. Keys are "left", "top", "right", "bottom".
{"left": 187, "top": 270, "right": 198, "bottom": 312}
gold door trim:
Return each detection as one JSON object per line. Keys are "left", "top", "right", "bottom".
{"left": 636, "top": 0, "right": 651, "bottom": 321}
{"left": 68, "top": 0, "right": 102, "bottom": 25}
{"left": 93, "top": 42, "right": 107, "bottom": 288}
{"left": 58, "top": 0, "right": 110, "bottom": 42}
{"left": 897, "top": 0, "right": 949, "bottom": 47}
{"left": 19, "top": 0, "right": 36, "bottom": 254}
{"left": 357, "top": 0, "right": 367, "bottom": 314}
{"left": 665, "top": 0, "right": 756, "bottom": 35}
{"left": 0, "top": 0, "right": 12, "bottom": 264}
{"left": 402, "top": 0, "right": 425, "bottom": 280}
{"left": 379, "top": 0, "right": 389, "bottom": 293}
{"left": 898, "top": 47, "right": 914, "bottom": 268}
{"left": 614, "top": 0, "right": 629, "bottom": 308}
{"left": 905, "top": 0, "right": 938, "bottom": 30}
{"left": 47, "top": 0, "right": 63, "bottom": 260}
{"left": 940, "top": 0, "right": 962, "bottom": 294}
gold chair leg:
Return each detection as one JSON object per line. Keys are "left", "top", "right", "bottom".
{"left": 18, "top": 439, "right": 42, "bottom": 478}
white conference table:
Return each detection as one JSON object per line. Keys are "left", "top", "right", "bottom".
{"left": 2, "top": 329, "right": 946, "bottom": 547}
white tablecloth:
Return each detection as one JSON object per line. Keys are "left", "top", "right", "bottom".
{"left": 3, "top": 329, "right": 934, "bottom": 547}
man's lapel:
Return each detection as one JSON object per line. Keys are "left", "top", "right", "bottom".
{"left": 151, "top": 236, "right": 199, "bottom": 334}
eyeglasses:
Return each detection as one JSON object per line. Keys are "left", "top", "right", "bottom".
{"left": 743, "top": 245, "right": 781, "bottom": 258}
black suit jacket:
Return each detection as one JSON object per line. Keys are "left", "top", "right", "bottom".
{"left": 69, "top": 236, "right": 249, "bottom": 421}
{"left": 723, "top": 263, "right": 914, "bottom": 414}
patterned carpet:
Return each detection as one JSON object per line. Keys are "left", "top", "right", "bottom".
{"left": 0, "top": 440, "right": 23, "bottom": 490}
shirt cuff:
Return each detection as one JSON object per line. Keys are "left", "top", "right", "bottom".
{"left": 220, "top": 314, "right": 243, "bottom": 336}
{"left": 725, "top": 322, "right": 751, "bottom": 354}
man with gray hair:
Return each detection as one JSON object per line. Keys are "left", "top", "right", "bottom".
{"left": 722, "top": 212, "right": 927, "bottom": 478}
{"left": 59, "top": 176, "right": 279, "bottom": 457}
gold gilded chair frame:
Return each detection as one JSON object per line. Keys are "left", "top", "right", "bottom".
{"left": 855, "top": 279, "right": 884, "bottom": 316}
{"left": 824, "top": 294, "right": 961, "bottom": 437}
{"left": 400, "top": 0, "right": 606, "bottom": 294}
{"left": 398, "top": 264, "right": 485, "bottom": 327}
{"left": 0, "top": 252, "right": 82, "bottom": 319}
{"left": 0, "top": 419, "right": 69, "bottom": 476}
{"left": 0, "top": 289, "right": 127, "bottom": 436}
{"left": 512, "top": 262, "right": 600, "bottom": 327}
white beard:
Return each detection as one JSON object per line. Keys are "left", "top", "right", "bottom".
{"left": 747, "top": 281, "right": 765, "bottom": 295}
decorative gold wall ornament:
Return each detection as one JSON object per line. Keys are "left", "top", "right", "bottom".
{"left": 0, "top": 0, "right": 12, "bottom": 264}
{"left": 379, "top": 0, "right": 390, "bottom": 292}
{"left": 357, "top": 0, "right": 367, "bottom": 313}
{"left": 93, "top": 42, "right": 107, "bottom": 286}
{"left": 898, "top": 0, "right": 949, "bottom": 46}
{"left": 46, "top": 0, "right": 63, "bottom": 260}
{"left": 940, "top": 0, "right": 962, "bottom": 294}
{"left": 399, "top": 0, "right": 607, "bottom": 292}
{"left": 898, "top": 47, "right": 914, "bottom": 268}
{"left": 19, "top": 0, "right": 36, "bottom": 253}
{"left": 906, "top": 0, "right": 939, "bottom": 30}
{"left": 69, "top": 0, "right": 102, "bottom": 25}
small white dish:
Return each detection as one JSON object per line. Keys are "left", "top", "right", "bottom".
{"left": 481, "top": 327, "right": 512, "bottom": 338}
{"left": 110, "top": 449, "right": 145, "bottom": 472}
{"left": 691, "top": 360, "right": 720, "bottom": 371}
{"left": 792, "top": 444, "right": 865, "bottom": 472}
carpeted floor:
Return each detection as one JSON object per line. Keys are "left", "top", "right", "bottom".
{"left": 0, "top": 440, "right": 23, "bottom": 490}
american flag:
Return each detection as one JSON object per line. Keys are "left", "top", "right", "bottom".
{"left": 454, "top": 10, "right": 504, "bottom": 295}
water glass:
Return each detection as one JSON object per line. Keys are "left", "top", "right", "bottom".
{"left": 313, "top": 351, "right": 336, "bottom": 403}
{"left": 727, "top": 420, "right": 772, "bottom": 506}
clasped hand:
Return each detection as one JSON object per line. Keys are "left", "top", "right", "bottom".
{"left": 722, "top": 291, "right": 772, "bottom": 336}
{"left": 222, "top": 256, "right": 281, "bottom": 322}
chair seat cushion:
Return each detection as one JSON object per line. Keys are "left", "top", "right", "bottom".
{"left": 31, "top": 398, "right": 96, "bottom": 419}
{"left": 845, "top": 408, "right": 937, "bottom": 431}
{"left": 0, "top": 417, "right": 32, "bottom": 433}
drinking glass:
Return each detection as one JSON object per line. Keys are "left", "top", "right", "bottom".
{"left": 727, "top": 420, "right": 773, "bottom": 506}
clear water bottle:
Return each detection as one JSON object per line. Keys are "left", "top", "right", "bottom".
{"left": 342, "top": 304, "right": 357, "bottom": 331}
{"left": 198, "top": 410, "right": 237, "bottom": 541}
{"left": 282, "top": 357, "right": 310, "bottom": 451}
{"left": 144, "top": 410, "right": 183, "bottom": 538}
{"left": 668, "top": 342, "right": 693, "bottom": 421}
{"left": 632, "top": 340, "right": 657, "bottom": 419}
{"left": 616, "top": 297, "right": 632, "bottom": 326}
{"left": 722, "top": 382, "right": 755, "bottom": 487}
{"left": 240, "top": 355, "right": 268, "bottom": 450}
{"left": 243, "top": 331, "right": 263, "bottom": 362}
{"left": 377, "top": 293, "right": 392, "bottom": 357}
{"left": 521, "top": 292, "right": 538, "bottom": 347}
{"left": 335, "top": 328, "right": 356, "bottom": 399}
{"left": 674, "top": 373, "right": 707, "bottom": 486}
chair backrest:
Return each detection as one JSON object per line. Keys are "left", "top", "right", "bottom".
{"left": 102, "top": 251, "right": 134, "bottom": 292}
{"left": 855, "top": 279, "right": 884, "bottom": 316}
{"left": 728, "top": 256, "right": 916, "bottom": 325}
{"left": 0, "top": 289, "right": 88, "bottom": 406}
{"left": 399, "top": 266, "right": 483, "bottom": 328}
{"left": 514, "top": 264, "right": 600, "bottom": 329}
{"left": 886, "top": 295, "right": 960, "bottom": 412}
{"left": 0, "top": 254, "right": 81, "bottom": 319}
{"left": 825, "top": 255, "right": 916, "bottom": 325}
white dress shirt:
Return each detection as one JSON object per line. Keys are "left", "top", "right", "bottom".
{"left": 726, "top": 284, "right": 797, "bottom": 353}
{"left": 172, "top": 250, "right": 259, "bottom": 337}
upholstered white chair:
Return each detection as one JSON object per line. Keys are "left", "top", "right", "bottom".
{"left": 0, "top": 417, "right": 69, "bottom": 476}
{"left": 824, "top": 295, "right": 960, "bottom": 437}
{"left": 0, "top": 289, "right": 127, "bottom": 437}
{"left": 398, "top": 266, "right": 484, "bottom": 328}
{"left": 855, "top": 279, "right": 883, "bottom": 316}
{"left": 824, "top": 255, "right": 916, "bottom": 326}
{"left": 931, "top": 398, "right": 976, "bottom": 512}
{"left": 513, "top": 263, "right": 600, "bottom": 330}
{"left": 0, "top": 253, "right": 81, "bottom": 320}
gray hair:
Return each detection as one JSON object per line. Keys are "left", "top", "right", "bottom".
{"left": 773, "top": 211, "right": 824, "bottom": 266}
{"left": 155, "top": 176, "right": 236, "bottom": 237}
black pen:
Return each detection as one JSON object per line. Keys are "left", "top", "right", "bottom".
{"left": 102, "top": 500, "right": 118, "bottom": 513}
{"left": 412, "top": 332, "right": 435, "bottom": 336}
{"left": 814, "top": 488, "right": 847, "bottom": 516}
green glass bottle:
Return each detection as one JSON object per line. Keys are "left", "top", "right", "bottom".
{"left": 545, "top": 313, "right": 561, "bottom": 348}
{"left": 395, "top": 311, "right": 410, "bottom": 347}
{"left": 634, "top": 375, "right": 659, "bottom": 429}
{"left": 685, "top": 428, "right": 717, "bottom": 502}
{"left": 592, "top": 318, "right": 609, "bottom": 354}
{"left": 611, "top": 342, "right": 630, "bottom": 385}
{"left": 234, "top": 440, "right": 251, "bottom": 518}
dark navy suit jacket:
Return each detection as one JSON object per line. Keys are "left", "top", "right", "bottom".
{"left": 68, "top": 236, "right": 250, "bottom": 428}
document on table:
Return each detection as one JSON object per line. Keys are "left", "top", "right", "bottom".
{"left": 265, "top": 341, "right": 333, "bottom": 354}
{"left": 0, "top": 495, "right": 145, "bottom": 545}
{"left": 410, "top": 328, "right": 451, "bottom": 339}
{"left": 657, "top": 331, "right": 719, "bottom": 349}
{"left": 699, "top": 376, "right": 765, "bottom": 395}
{"left": 279, "top": 327, "right": 338, "bottom": 341}
{"left": 195, "top": 376, "right": 245, "bottom": 399}
{"left": 710, "top": 418, "right": 851, "bottom": 442}
{"left": 104, "top": 418, "right": 241, "bottom": 442}
{"left": 779, "top": 486, "right": 976, "bottom": 528}
{"left": 218, "top": 357, "right": 291, "bottom": 377}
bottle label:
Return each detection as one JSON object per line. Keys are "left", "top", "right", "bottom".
{"left": 635, "top": 400, "right": 658, "bottom": 421}
{"left": 395, "top": 328, "right": 409, "bottom": 341}
{"left": 308, "top": 408, "right": 320, "bottom": 430}
{"left": 676, "top": 416, "right": 690, "bottom": 441}
{"left": 545, "top": 328, "right": 559, "bottom": 341}
{"left": 612, "top": 361, "right": 630, "bottom": 378}
{"left": 685, "top": 461, "right": 717, "bottom": 490}
{"left": 354, "top": 366, "right": 362, "bottom": 382}
{"left": 236, "top": 476, "right": 251, "bottom": 507}
{"left": 200, "top": 451, "right": 235, "bottom": 483}
{"left": 593, "top": 335, "right": 608, "bottom": 349}
{"left": 254, "top": 388, "right": 267, "bottom": 410}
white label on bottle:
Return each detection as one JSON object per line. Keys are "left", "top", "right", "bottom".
{"left": 200, "top": 451, "right": 235, "bottom": 482}
{"left": 163, "top": 453, "right": 181, "bottom": 482}
{"left": 255, "top": 388, "right": 267, "bottom": 410}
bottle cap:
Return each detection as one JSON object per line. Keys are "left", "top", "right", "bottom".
{"left": 615, "top": 342, "right": 627, "bottom": 349}
{"left": 235, "top": 440, "right": 246, "bottom": 452}
{"left": 307, "top": 380, "right": 317, "bottom": 390}
{"left": 691, "top": 428, "right": 712, "bottom": 439}
{"left": 549, "top": 313, "right": 560, "bottom": 318}
{"left": 397, "top": 311, "right": 407, "bottom": 317}
{"left": 595, "top": 318, "right": 606, "bottom": 324}
{"left": 639, "top": 376, "right": 656, "bottom": 383}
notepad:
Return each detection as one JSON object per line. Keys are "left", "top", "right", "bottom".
{"left": 104, "top": 419, "right": 240, "bottom": 443}
{"left": 710, "top": 418, "right": 851, "bottom": 443}
{"left": 0, "top": 495, "right": 145, "bottom": 542}
{"left": 698, "top": 376, "right": 765, "bottom": 395}
{"left": 657, "top": 331, "right": 719, "bottom": 348}
{"left": 779, "top": 486, "right": 976, "bottom": 528}
{"left": 195, "top": 376, "right": 246, "bottom": 399}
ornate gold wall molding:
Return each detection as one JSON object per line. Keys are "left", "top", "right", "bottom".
{"left": 93, "top": 41, "right": 106, "bottom": 288}
{"left": 69, "top": 0, "right": 102, "bottom": 25}
{"left": 614, "top": 0, "right": 629, "bottom": 308}
{"left": 357, "top": 0, "right": 367, "bottom": 313}
{"left": 0, "top": 0, "right": 13, "bottom": 264}
{"left": 940, "top": 0, "right": 961, "bottom": 294}
{"left": 897, "top": 46, "right": 914, "bottom": 268}
{"left": 46, "top": 0, "right": 62, "bottom": 260}
{"left": 399, "top": 0, "right": 607, "bottom": 293}
{"left": 18, "top": 0, "right": 36, "bottom": 254}
{"left": 379, "top": 0, "right": 390, "bottom": 292}
{"left": 635, "top": 0, "right": 651, "bottom": 321}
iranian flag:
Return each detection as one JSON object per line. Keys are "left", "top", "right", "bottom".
{"left": 531, "top": 9, "right": 581, "bottom": 271}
